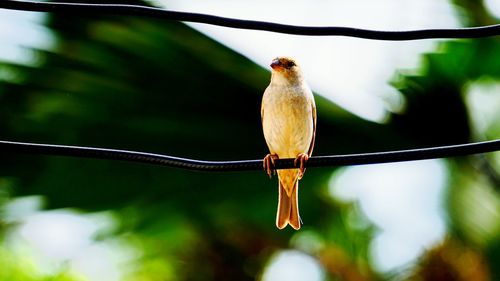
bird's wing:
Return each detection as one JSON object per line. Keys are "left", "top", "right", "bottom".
{"left": 261, "top": 88, "right": 268, "bottom": 125}
{"left": 307, "top": 101, "right": 317, "bottom": 157}
{"left": 261, "top": 100, "right": 264, "bottom": 125}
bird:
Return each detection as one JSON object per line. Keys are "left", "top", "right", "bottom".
{"left": 261, "top": 57, "right": 316, "bottom": 230}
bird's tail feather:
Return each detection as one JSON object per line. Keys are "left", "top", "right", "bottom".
{"left": 276, "top": 180, "right": 301, "bottom": 230}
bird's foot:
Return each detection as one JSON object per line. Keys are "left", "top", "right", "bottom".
{"left": 294, "top": 153, "right": 309, "bottom": 179}
{"left": 263, "top": 154, "right": 279, "bottom": 178}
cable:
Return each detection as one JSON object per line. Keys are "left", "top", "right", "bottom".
{"left": 1, "top": 139, "right": 499, "bottom": 172}
{"left": 1, "top": 2, "right": 499, "bottom": 169}
{"left": 1, "top": 0, "right": 500, "bottom": 40}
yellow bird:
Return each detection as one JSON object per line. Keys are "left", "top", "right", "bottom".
{"left": 261, "top": 57, "right": 316, "bottom": 230}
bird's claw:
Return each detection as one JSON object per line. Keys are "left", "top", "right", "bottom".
{"left": 263, "top": 154, "right": 279, "bottom": 178}
{"left": 294, "top": 153, "right": 309, "bottom": 179}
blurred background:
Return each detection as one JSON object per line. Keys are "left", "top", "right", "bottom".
{"left": 0, "top": 0, "right": 499, "bottom": 280}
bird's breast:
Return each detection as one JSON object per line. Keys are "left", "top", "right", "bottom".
{"left": 262, "top": 85, "right": 314, "bottom": 158}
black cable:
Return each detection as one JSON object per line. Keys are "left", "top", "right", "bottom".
{"left": 1, "top": 0, "right": 500, "bottom": 40}
{"left": 1, "top": 2, "right": 499, "bottom": 169}
{"left": 1, "top": 139, "right": 499, "bottom": 172}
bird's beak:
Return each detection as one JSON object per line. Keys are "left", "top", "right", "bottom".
{"left": 270, "top": 59, "right": 281, "bottom": 70}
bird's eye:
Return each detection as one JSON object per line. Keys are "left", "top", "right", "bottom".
{"left": 286, "top": 61, "right": 296, "bottom": 68}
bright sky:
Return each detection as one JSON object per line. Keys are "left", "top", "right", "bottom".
{"left": 484, "top": 0, "right": 500, "bottom": 17}
{"left": 262, "top": 250, "right": 325, "bottom": 281}
{"left": 157, "top": 0, "right": 459, "bottom": 122}
{"left": 0, "top": 10, "right": 54, "bottom": 65}
{"left": 4, "top": 197, "right": 134, "bottom": 281}
{"left": 330, "top": 160, "right": 448, "bottom": 271}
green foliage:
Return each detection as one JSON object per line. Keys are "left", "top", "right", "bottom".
{"left": 0, "top": 248, "right": 84, "bottom": 281}
{"left": 390, "top": 37, "right": 500, "bottom": 280}
{"left": 0, "top": 5, "right": 387, "bottom": 281}
{"left": 0, "top": 1, "right": 499, "bottom": 280}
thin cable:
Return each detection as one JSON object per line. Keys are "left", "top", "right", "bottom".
{"left": 1, "top": 0, "right": 500, "bottom": 40}
{"left": 1, "top": 139, "right": 499, "bottom": 172}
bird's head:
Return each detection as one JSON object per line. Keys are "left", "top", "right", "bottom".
{"left": 270, "top": 57, "right": 303, "bottom": 84}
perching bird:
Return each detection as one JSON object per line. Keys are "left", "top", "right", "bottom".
{"left": 261, "top": 57, "right": 316, "bottom": 230}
